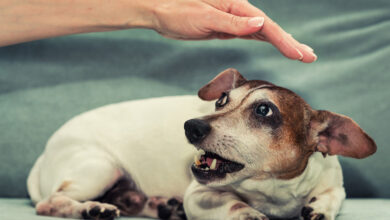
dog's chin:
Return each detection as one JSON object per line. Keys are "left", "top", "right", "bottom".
{"left": 191, "top": 151, "right": 245, "bottom": 185}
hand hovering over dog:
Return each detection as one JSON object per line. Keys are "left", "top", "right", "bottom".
{"left": 0, "top": 0, "right": 316, "bottom": 62}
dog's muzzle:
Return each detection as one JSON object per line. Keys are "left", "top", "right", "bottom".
{"left": 184, "top": 119, "right": 245, "bottom": 184}
{"left": 184, "top": 119, "right": 211, "bottom": 144}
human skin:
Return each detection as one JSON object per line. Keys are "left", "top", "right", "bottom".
{"left": 0, "top": 0, "right": 317, "bottom": 63}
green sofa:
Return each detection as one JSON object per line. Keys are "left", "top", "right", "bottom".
{"left": 1, "top": 0, "right": 389, "bottom": 219}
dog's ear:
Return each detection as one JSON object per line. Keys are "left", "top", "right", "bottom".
{"left": 198, "top": 68, "right": 247, "bottom": 101}
{"left": 309, "top": 110, "right": 377, "bottom": 159}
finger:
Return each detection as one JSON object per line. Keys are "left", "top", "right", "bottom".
{"left": 208, "top": 9, "right": 264, "bottom": 36}
{"left": 240, "top": 4, "right": 304, "bottom": 60}
{"left": 288, "top": 37, "right": 318, "bottom": 63}
{"left": 278, "top": 32, "right": 317, "bottom": 63}
{"left": 230, "top": 1, "right": 317, "bottom": 62}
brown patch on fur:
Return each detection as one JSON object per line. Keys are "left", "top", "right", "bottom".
{"left": 230, "top": 203, "right": 248, "bottom": 212}
{"left": 275, "top": 151, "right": 313, "bottom": 179}
{"left": 271, "top": 87, "right": 311, "bottom": 147}
{"left": 95, "top": 178, "right": 147, "bottom": 216}
{"left": 263, "top": 87, "right": 315, "bottom": 179}
{"left": 57, "top": 181, "right": 72, "bottom": 192}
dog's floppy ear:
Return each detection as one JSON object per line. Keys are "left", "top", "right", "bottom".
{"left": 310, "top": 110, "right": 377, "bottom": 159}
{"left": 198, "top": 68, "right": 247, "bottom": 101}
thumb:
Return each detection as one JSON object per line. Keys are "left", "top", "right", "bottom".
{"left": 209, "top": 11, "right": 264, "bottom": 36}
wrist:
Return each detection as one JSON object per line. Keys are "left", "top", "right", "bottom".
{"left": 92, "top": 0, "right": 157, "bottom": 30}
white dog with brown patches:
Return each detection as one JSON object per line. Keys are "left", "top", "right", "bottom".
{"left": 28, "top": 68, "right": 376, "bottom": 220}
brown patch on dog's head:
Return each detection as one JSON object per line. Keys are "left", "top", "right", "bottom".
{"left": 260, "top": 87, "right": 377, "bottom": 179}
{"left": 261, "top": 87, "right": 313, "bottom": 179}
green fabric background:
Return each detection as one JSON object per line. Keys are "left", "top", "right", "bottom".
{"left": 0, "top": 0, "right": 389, "bottom": 204}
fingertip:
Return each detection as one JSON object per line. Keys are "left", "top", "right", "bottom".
{"left": 298, "top": 47, "right": 318, "bottom": 63}
{"left": 279, "top": 47, "right": 317, "bottom": 63}
{"left": 300, "top": 53, "right": 318, "bottom": 63}
{"left": 268, "top": 33, "right": 305, "bottom": 61}
{"left": 308, "top": 53, "right": 318, "bottom": 63}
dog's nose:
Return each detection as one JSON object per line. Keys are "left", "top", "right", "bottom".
{"left": 184, "top": 119, "right": 211, "bottom": 144}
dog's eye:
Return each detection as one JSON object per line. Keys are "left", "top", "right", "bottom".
{"left": 255, "top": 104, "right": 273, "bottom": 117}
{"left": 216, "top": 92, "right": 229, "bottom": 108}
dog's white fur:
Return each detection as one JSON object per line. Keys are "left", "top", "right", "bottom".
{"left": 28, "top": 93, "right": 347, "bottom": 220}
{"left": 28, "top": 96, "right": 212, "bottom": 217}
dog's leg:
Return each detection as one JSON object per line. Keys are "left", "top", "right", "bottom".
{"left": 140, "top": 196, "right": 186, "bottom": 220}
{"left": 301, "top": 187, "right": 346, "bottom": 220}
{"left": 36, "top": 156, "right": 124, "bottom": 219}
{"left": 184, "top": 181, "right": 268, "bottom": 220}
{"left": 37, "top": 157, "right": 184, "bottom": 219}
{"left": 94, "top": 177, "right": 186, "bottom": 219}
{"left": 36, "top": 193, "right": 120, "bottom": 219}
{"left": 95, "top": 178, "right": 147, "bottom": 216}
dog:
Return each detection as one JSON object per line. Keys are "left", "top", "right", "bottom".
{"left": 27, "top": 68, "right": 376, "bottom": 220}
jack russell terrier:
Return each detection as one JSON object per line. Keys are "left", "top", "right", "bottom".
{"left": 28, "top": 68, "right": 376, "bottom": 220}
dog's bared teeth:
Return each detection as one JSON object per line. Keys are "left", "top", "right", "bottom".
{"left": 194, "top": 155, "right": 201, "bottom": 166}
{"left": 194, "top": 149, "right": 206, "bottom": 167}
{"left": 210, "top": 159, "right": 217, "bottom": 170}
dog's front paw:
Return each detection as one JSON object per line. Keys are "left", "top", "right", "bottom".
{"left": 230, "top": 207, "right": 269, "bottom": 220}
{"left": 81, "top": 202, "right": 120, "bottom": 220}
{"left": 301, "top": 206, "right": 325, "bottom": 220}
{"left": 156, "top": 197, "right": 186, "bottom": 220}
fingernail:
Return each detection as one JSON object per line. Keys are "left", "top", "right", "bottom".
{"left": 296, "top": 49, "right": 304, "bottom": 61}
{"left": 248, "top": 17, "right": 264, "bottom": 28}
{"left": 313, "top": 53, "right": 318, "bottom": 62}
{"left": 301, "top": 44, "right": 314, "bottom": 53}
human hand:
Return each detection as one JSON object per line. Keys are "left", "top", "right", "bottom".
{"left": 150, "top": 0, "right": 317, "bottom": 63}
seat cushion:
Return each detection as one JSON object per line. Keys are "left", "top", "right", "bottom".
{"left": 1, "top": 198, "right": 389, "bottom": 220}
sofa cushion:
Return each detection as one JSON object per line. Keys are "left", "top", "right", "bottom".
{"left": 1, "top": 199, "right": 389, "bottom": 220}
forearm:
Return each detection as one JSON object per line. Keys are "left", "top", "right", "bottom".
{"left": 0, "top": 0, "right": 155, "bottom": 46}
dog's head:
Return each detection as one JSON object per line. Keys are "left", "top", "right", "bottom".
{"left": 185, "top": 68, "right": 376, "bottom": 186}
